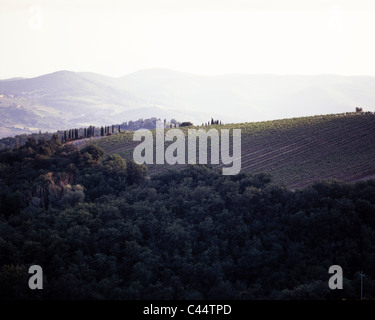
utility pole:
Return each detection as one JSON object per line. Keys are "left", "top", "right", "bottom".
{"left": 359, "top": 271, "right": 365, "bottom": 300}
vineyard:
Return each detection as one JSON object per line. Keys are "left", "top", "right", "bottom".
{"left": 91, "top": 112, "right": 375, "bottom": 189}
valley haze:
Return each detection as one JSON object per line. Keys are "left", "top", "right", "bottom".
{"left": 1, "top": 68, "right": 375, "bottom": 138}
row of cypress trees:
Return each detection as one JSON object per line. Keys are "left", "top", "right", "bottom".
{"left": 61, "top": 125, "right": 122, "bottom": 143}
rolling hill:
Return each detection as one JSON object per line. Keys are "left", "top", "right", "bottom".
{"left": 0, "top": 70, "right": 215, "bottom": 138}
{"left": 90, "top": 112, "right": 375, "bottom": 189}
{"left": 1, "top": 69, "right": 375, "bottom": 138}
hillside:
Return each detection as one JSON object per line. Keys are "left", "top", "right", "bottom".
{"left": 91, "top": 112, "right": 375, "bottom": 189}
{"left": 0, "top": 70, "right": 212, "bottom": 138}
{"left": 1, "top": 69, "right": 375, "bottom": 138}
{"left": 1, "top": 125, "right": 375, "bottom": 300}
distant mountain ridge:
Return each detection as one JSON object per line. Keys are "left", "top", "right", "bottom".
{"left": 1, "top": 69, "right": 375, "bottom": 138}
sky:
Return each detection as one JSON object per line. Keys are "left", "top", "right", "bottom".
{"left": 1, "top": 0, "right": 375, "bottom": 79}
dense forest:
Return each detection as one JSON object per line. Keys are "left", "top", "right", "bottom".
{"left": 1, "top": 136, "right": 375, "bottom": 299}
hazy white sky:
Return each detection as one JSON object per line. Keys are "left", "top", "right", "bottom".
{"left": 1, "top": 0, "right": 375, "bottom": 79}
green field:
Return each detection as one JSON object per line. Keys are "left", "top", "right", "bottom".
{"left": 90, "top": 112, "right": 375, "bottom": 189}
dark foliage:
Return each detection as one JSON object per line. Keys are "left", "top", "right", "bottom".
{"left": 179, "top": 122, "right": 193, "bottom": 127}
{"left": 0, "top": 140, "right": 375, "bottom": 299}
